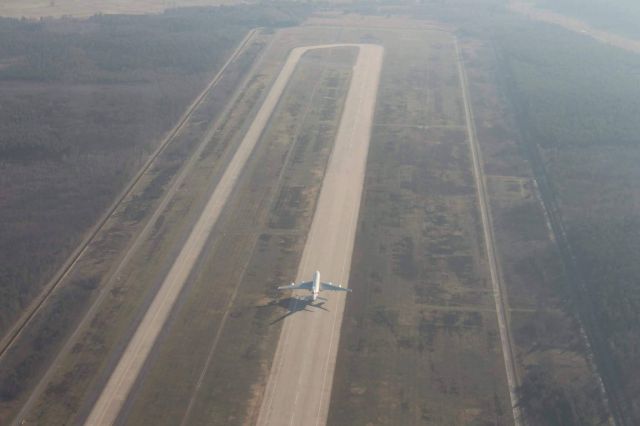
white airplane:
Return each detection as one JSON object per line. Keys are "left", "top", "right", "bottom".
{"left": 277, "top": 271, "right": 351, "bottom": 301}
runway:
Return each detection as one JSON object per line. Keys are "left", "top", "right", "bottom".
{"left": 84, "top": 42, "right": 382, "bottom": 426}
{"left": 83, "top": 41, "right": 342, "bottom": 426}
{"left": 256, "top": 44, "right": 384, "bottom": 426}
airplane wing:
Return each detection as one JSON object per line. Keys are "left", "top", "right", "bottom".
{"left": 321, "top": 282, "right": 352, "bottom": 292}
{"left": 277, "top": 281, "right": 313, "bottom": 291}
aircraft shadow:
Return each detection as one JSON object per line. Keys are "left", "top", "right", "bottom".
{"left": 268, "top": 296, "right": 329, "bottom": 325}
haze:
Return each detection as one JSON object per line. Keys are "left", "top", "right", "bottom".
{"left": 0, "top": 1, "right": 639, "bottom": 425}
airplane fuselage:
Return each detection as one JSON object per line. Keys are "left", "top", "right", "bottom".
{"left": 277, "top": 270, "right": 349, "bottom": 301}
{"left": 312, "top": 270, "right": 321, "bottom": 301}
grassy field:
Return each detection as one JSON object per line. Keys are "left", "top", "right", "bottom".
{"left": 321, "top": 24, "right": 514, "bottom": 425}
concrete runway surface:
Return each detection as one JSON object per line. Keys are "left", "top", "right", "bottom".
{"left": 256, "top": 44, "right": 384, "bottom": 426}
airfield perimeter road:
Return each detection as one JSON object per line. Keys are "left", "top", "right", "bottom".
{"left": 85, "top": 43, "right": 382, "bottom": 426}
{"left": 0, "top": 28, "right": 257, "bottom": 364}
{"left": 256, "top": 44, "right": 383, "bottom": 426}
{"left": 455, "top": 39, "right": 522, "bottom": 425}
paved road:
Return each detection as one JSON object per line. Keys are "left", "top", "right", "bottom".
{"left": 455, "top": 39, "right": 522, "bottom": 425}
{"left": 256, "top": 44, "right": 384, "bottom": 426}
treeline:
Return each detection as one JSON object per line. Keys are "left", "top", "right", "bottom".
{"left": 0, "top": 3, "right": 311, "bottom": 82}
{"left": 495, "top": 22, "right": 640, "bottom": 422}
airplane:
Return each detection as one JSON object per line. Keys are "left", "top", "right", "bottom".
{"left": 277, "top": 271, "right": 351, "bottom": 301}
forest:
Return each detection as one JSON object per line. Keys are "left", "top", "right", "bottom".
{"left": 0, "top": 4, "right": 310, "bottom": 340}
{"left": 495, "top": 21, "right": 640, "bottom": 423}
